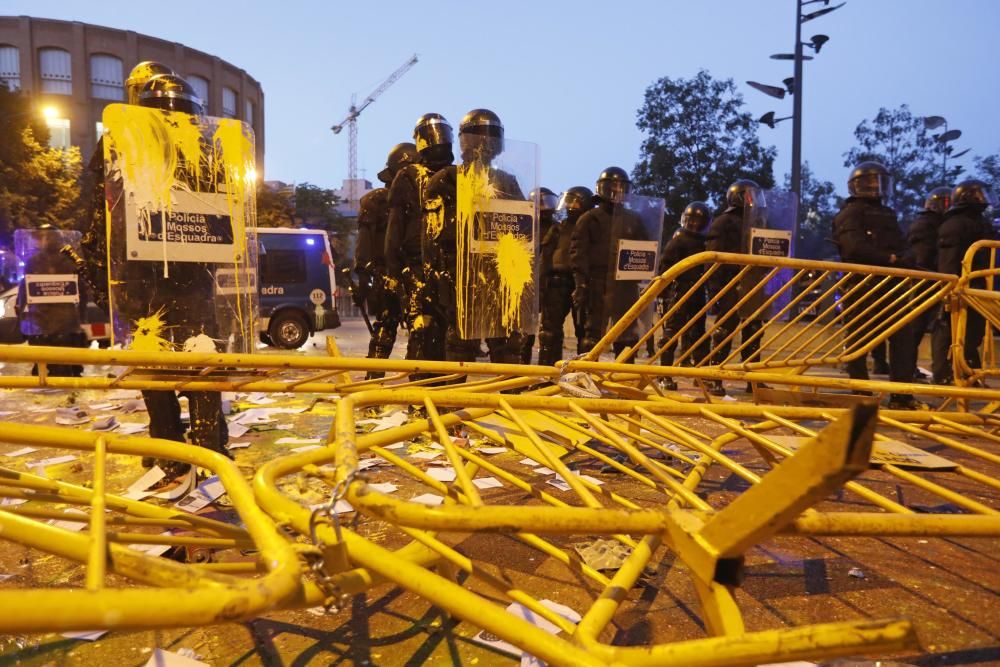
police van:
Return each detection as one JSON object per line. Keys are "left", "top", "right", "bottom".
{"left": 254, "top": 228, "right": 340, "bottom": 349}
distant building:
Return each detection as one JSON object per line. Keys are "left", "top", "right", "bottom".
{"left": 332, "top": 178, "right": 374, "bottom": 217}
{"left": 0, "top": 15, "right": 265, "bottom": 172}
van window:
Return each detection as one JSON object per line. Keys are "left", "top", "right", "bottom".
{"left": 260, "top": 249, "right": 306, "bottom": 284}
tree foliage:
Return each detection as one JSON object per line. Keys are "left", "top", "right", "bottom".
{"left": 843, "top": 104, "right": 957, "bottom": 221}
{"left": 0, "top": 87, "right": 82, "bottom": 246}
{"left": 255, "top": 182, "right": 349, "bottom": 262}
{"left": 785, "top": 162, "right": 841, "bottom": 259}
{"left": 632, "top": 69, "right": 776, "bottom": 221}
{"left": 973, "top": 151, "right": 1000, "bottom": 196}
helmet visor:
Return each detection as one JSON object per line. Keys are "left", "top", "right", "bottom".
{"left": 539, "top": 191, "right": 558, "bottom": 212}
{"left": 597, "top": 180, "right": 629, "bottom": 204}
{"left": 414, "top": 121, "right": 453, "bottom": 153}
{"left": 852, "top": 173, "right": 892, "bottom": 200}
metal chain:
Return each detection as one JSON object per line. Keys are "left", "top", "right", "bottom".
{"left": 305, "top": 472, "right": 358, "bottom": 612}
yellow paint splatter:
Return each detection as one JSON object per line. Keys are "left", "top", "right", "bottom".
{"left": 424, "top": 195, "right": 444, "bottom": 240}
{"left": 130, "top": 309, "right": 173, "bottom": 352}
{"left": 455, "top": 163, "right": 496, "bottom": 336}
{"left": 494, "top": 232, "right": 533, "bottom": 330}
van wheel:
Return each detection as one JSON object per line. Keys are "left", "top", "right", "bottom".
{"left": 269, "top": 312, "right": 309, "bottom": 349}
{"left": 259, "top": 331, "right": 273, "bottom": 346}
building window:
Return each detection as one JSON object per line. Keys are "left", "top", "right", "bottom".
{"left": 90, "top": 54, "right": 123, "bottom": 100}
{"left": 0, "top": 45, "right": 20, "bottom": 91}
{"left": 95, "top": 121, "right": 105, "bottom": 142}
{"left": 45, "top": 117, "right": 71, "bottom": 150}
{"left": 39, "top": 48, "right": 72, "bottom": 95}
{"left": 244, "top": 98, "right": 255, "bottom": 126}
{"left": 222, "top": 86, "right": 237, "bottom": 118}
{"left": 187, "top": 75, "right": 208, "bottom": 109}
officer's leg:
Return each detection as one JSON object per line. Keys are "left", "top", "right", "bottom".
{"left": 907, "top": 306, "right": 934, "bottom": 380}
{"left": 142, "top": 390, "right": 185, "bottom": 442}
{"left": 486, "top": 333, "right": 523, "bottom": 365}
{"left": 871, "top": 341, "right": 889, "bottom": 374}
{"left": 580, "top": 286, "right": 606, "bottom": 354}
{"left": 519, "top": 333, "right": 535, "bottom": 365}
{"left": 888, "top": 322, "right": 915, "bottom": 384}
{"left": 841, "top": 291, "right": 870, "bottom": 381}
{"left": 185, "top": 391, "right": 231, "bottom": 457}
{"left": 538, "top": 277, "right": 571, "bottom": 366}
{"left": 964, "top": 310, "right": 986, "bottom": 371}
{"left": 931, "top": 312, "right": 953, "bottom": 383}
{"left": 740, "top": 319, "right": 763, "bottom": 363}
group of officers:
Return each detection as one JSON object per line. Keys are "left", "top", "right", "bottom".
{"left": 354, "top": 124, "right": 998, "bottom": 411}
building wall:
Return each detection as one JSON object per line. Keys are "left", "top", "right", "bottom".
{"left": 0, "top": 15, "right": 265, "bottom": 173}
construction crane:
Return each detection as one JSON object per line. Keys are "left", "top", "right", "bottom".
{"left": 331, "top": 54, "right": 419, "bottom": 211}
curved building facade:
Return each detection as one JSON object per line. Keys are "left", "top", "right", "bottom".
{"left": 0, "top": 15, "right": 265, "bottom": 171}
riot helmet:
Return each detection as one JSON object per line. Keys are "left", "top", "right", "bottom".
{"left": 681, "top": 202, "right": 713, "bottom": 234}
{"left": 555, "top": 186, "right": 594, "bottom": 222}
{"left": 950, "top": 179, "right": 999, "bottom": 211}
{"left": 847, "top": 161, "right": 892, "bottom": 201}
{"left": 139, "top": 74, "right": 204, "bottom": 116}
{"left": 924, "top": 186, "right": 952, "bottom": 214}
{"left": 595, "top": 167, "right": 631, "bottom": 204}
{"left": 530, "top": 187, "right": 558, "bottom": 213}
{"left": 413, "top": 113, "right": 454, "bottom": 166}
{"left": 125, "top": 61, "right": 173, "bottom": 105}
{"left": 725, "top": 179, "right": 765, "bottom": 210}
{"left": 377, "top": 142, "right": 419, "bottom": 184}
{"left": 459, "top": 108, "right": 504, "bottom": 163}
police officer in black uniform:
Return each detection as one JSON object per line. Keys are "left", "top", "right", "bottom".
{"left": 908, "top": 186, "right": 951, "bottom": 382}
{"left": 657, "top": 202, "right": 712, "bottom": 389}
{"left": 384, "top": 114, "right": 454, "bottom": 367}
{"left": 933, "top": 180, "right": 998, "bottom": 382}
{"left": 832, "top": 161, "right": 921, "bottom": 408}
{"left": 537, "top": 186, "right": 594, "bottom": 365}
{"left": 570, "top": 167, "right": 647, "bottom": 358}
{"left": 519, "top": 187, "right": 557, "bottom": 364}
{"left": 704, "top": 179, "right": 767, "bottom": 395}
{"left": 355, "top": 142, "right": 419, "bottom": 377}
{"left": 424, "top": 108, "right": 525, "bottom": 364}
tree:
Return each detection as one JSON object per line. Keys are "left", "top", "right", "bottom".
{"left": 254, "top": 181, "right": 350, "bottom": 264}
{"left": 843, "top": 104, "right": 957, "bottom": 222}
{"left": 0, "top": 87, "right": 82, "bottom": 246}
{"left": 255, "top": 182, "right": 295, "bottom": 228}
{"left": 785, "top": 162, "right": 841, "bottom": 259}
{"left": 973, "top": 151, "right": 1000, "bottom": 196}
{"left": 632, "top": 69, "right": 776, "bottom": 221}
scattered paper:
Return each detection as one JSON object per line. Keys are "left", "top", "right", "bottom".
{"left": 226, "top": 441, "right": 251, "bottom": 450}
{"left": 49, "top": 509, "right": 88, "bottom": 532}
{"left": 0, "top": 573, "right": 15, "bottom": 581}
{"left": 5, "top": 447, "right": 37, "bottom": 457}
{"left": 519, "top": 458, "right": 539, "bottom": 466}
{"left": 546, "top": 478, "right": 571, "bottom": 492}
{"left": 118, "top": 422, "right": 148, "bottom": 435}
{"left": 411, "top": 493, "right": 444, "bottom": 506}
{"left": 175, "top": 476, "right": 225, "bottom": 513}
{"left": 120, "top": 399, "right": 147, "bottom": 414}
{"left": 28, "top": 455, "right": 77, "bottom": 468}
{"left": 357, "top": 410, "right": 408, "bottom": 432}
{"left": 357, "top": 458, "right": 388, "bottom": 470}
{"left": 291, "top": 445, "right": 322, "bottom": 453}
{"left": 91, "top": 415, "right": 119, "bottom": 432}
{"left": 368, "top": 482, "right": 398, "bottom": 493}
{"left": 128, "top": 467, "right": 165, "bottom": 495}
{"left": 227, "top": 422, "right": 250, "bottom": 438}
{"left": 476, "top": 446, "right": 508, "bottom": 455}
{"left": 142, "top": 648, "right": 209, "bottom": 667}
{"left": 383, "top": 442, "right": 406, "bottom": 450}
{"left": 129, "top": 535, "right": 172, "bottom": 557}
{"left": 0, "top": 411, "right": 15, "bottom": 417}
{"left": 245, "top": 393, "right": 277, "bottom": 405}
{"left": 473, "top": 477, "right": 503, "bottom": 490}
{"left": 1, "top": 498, "right": 27, "bottom": 506}
{"left": 87, "top": 403, "right": 114, "bottom": 411}
{"left": 848, "top": 567, "right": 865, "bottom": 579}
{"left": 276, "top": 422, "right": 294, "bottom": 431}
{"left": 309, "top": 499, "right": 353, "bottom": 514}
{"left": 152, "top": 469, "right": 195, "bottom": 500}
{"left": 474, "top": 599, "right": 581, "bottom": 659}
{"left": 62, "top": 630, "right": 108, "bottom": 641}
{"left": 276, "top": 437, "right": 321, "bottom": 445}
{"left": 533, "top": 467, "right": 556, "bottom": 476}
{"left": 410, "top": 451, "right": 442, "bottom": 461}
{"left": 427, "top": 467, "right": 457, "bottom": 482}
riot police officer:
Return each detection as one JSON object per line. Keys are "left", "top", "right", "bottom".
{"left": 657, "top": 202, "right": 712, "bottom": 389}
{"left": 537, "top": 186, "right": 594, "bottom": 365}
{"left": 908, "top": 186, "right": 951, "bottom": 382}
{"left": 355, "top": 142, "right": 419, "bottom": 378}
{"left": 704, "top": 179, "right": 767, "bottom": 395}
{"left": 384, "top": 114, "right": 454, "bottom": 368}
{"left": 570, "top": 167, "right": 647, "bottom": 358}
{"left": 933, "top": 180, "right": 998, "bottom": 382}
{"left": 519, "top": 187, "right": 557, "bottom": 364}
{"left": 832, "top": 161, "right": 920, "bottom": 408}
{"left": 424, "top": 108, "right": 525, "bottom": 364}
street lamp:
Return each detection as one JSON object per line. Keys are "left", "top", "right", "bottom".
{"left": 923, "top": 115, "right": 968, "bottom": 184}
{"left": 746, "top": 0, "right": 845, "bottom": 254}
{"left": 41, "top": 105, "right": 58, "bottom": 120}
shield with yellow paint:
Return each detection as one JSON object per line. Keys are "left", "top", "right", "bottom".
{"left": 102, "top": 104, "right": 258, "bottom": 354}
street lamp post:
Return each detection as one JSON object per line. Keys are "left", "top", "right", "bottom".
{"left": 923, "top": 115, "right": 969, "bottom": 184}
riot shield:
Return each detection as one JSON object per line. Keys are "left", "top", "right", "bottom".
{"left": 746, "top": 188, "right": 798, "bottom": 317}
{"left": 102, "top": 104, "right": 258, "bottom": 354}
{"left": 455, "top": 138, "right": 538, "bottom": 339}
{"left": 14, "top": 229, "right": 84, "bottom": 336}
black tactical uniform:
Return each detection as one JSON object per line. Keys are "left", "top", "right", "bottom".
{"left": 519, "top": 187, "right": 557, "bottom": 364}
{"left": 384, "top": 115, "right": 454, "bottom": 369}
{"left": 933, "top": 180, "right": 997, "bottom": 381}
{"left": 355, "top": 143, "right": 418, "bottom": 377}
{"left": 657, "top": 202, "right": 712, "bottom": 389}
{"left": 908, "top": 186, "right": 950, "bottom": 382}
{"left": 536, "top": 186, "right": 594, "bottom": 365}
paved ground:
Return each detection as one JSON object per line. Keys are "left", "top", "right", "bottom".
{"left": 0, "top": 319, "right": 997, "bottom": 666}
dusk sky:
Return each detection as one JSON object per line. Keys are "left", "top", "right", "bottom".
{"left": 9, "top": 0, "right": 1000, "bottom": 202}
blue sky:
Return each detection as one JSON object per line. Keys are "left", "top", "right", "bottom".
{"left": 10, "top": 0, "right": 1000, "bottom": 201}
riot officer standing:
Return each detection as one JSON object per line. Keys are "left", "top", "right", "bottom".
{"left": 424, "top": 108, "right": 525, "bottom": 364}
{"left": 933, "top": 180, "right": 997, "bottom": 382}
{"left": 355, "top": 142, "right": 419, "bottom": 378}
{"left": 519, "top": 187, "right": 557, "bottom": 364}
{"left": 657, "top": 202, "right": 712, "bottom": 389}
{"left": 570, "top": 167, "right": 647, "bottom": 358}
{"left": 832, "top": 161, "right": 920, "bottom": 408}
{"left": 704, "top": 179, "right": 768, "bottom": 395}
{"left": 384, "top": 114, "right": 454, "bottom": 367}
{"left": 537, "top": 186, "right": 594, "bottom": 365}
{"left": 908, "top": 186, "right": 951, "bottom": 382}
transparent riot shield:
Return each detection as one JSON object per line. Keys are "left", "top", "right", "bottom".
{"left": 746, "top": 189, "right": 798, "bottom": 317}
{"left": 102, "top": 104, "right": 258, "bottom": 354}
{"left": 14, "top": 229, "right": 84, "bottom": 336}
{"left": 603, "top": 194, "right": 664, "bottom": 340}
{"left": 455, "top": 138, "right": 538, "bottom": 339}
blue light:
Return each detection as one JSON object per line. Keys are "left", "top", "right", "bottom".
{"left": 306, "top": 238, "right": 315, "bottom": 246}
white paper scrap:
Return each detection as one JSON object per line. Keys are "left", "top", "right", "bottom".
{"left": 476, "top": 447, "right": 508, "bottom": 455}
{"left": 409, "top": 451, "right": 442, "bottom": 461}
{"left": 5, "top": 447, "right": 37, "bottom": 457}
{"left": 227, "top": 422, "right": 250, "bottom": 438}
{"left": 357, "top": 410, "right": 408, "bottom": 432}
{"left": 291, "top": 445, "right": 322, "bottom": 453}
{"left": 276, "top": 422, "right": 294, "bottom": 431}
{"left": 367, "top": 482, "right": 398, "bottom": 494}
{"left": 473, "top": 477, "right": 503, "bottom": 490}
{"left": 118, "top": 422, "right": 148, "bottom": 435}
{"left": 427, "top": 467, "right": 457, "bottom": 482}
{"left": 128, "top": 466, "right": 165, "bottom": 494}
{"left": 276, "top": 437, "right": 321, "bottom": 445}
{"left": 411, "top": 493, "right": 444, "bottom": 506}
{"left": 226, "top": 441, "right": 251, "bottom": 450}
{"left": 62, "top": 630, "right": 108, "bottom": 641}
{"left": 519, "top": 458, "right": 539, "bottom": 466}
{"left": 142, "top": 648, "right": 209, "bottom": 667}
{"left": 28, "top": 455, "right": 77, "bottom": 468}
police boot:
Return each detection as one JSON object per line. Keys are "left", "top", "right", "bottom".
{"left": 705, "top": 380, "right": 726, "bottom": 397}
{"left": 887, "top": 394, "right": 929, "bottom": 410}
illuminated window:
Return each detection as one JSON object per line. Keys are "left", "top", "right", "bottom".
{"left": 46, "top": 117, "right": 71, "bottom": 150}
{"left": 90, "top": 54, "right": 123, "bottom": 100}
{"left": 222, "top": 86, "right": 237, "bottom": 118}
{"left": 187, "top": 74, "right": 209, "bottom": 107}
{"left": 39, "top": 47, "right": 72, "bottom": 95}
{"left": 0, "top": 45, "right": 20, "bottom": 90}
{"left": 244, "top": 98, "right": 255, "bottom": 126}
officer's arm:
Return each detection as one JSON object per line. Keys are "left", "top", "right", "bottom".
{"left": 355, "top": 198, "right": 374, "bottom": 275}
{"left": 570, "top": 215, "right": 590, "bottom": 285}
{"left": 838, "top": 219, "right": 895, "bottom": 266}
{"left": 384, "top": 175, "right": 409, "bottom": 279}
